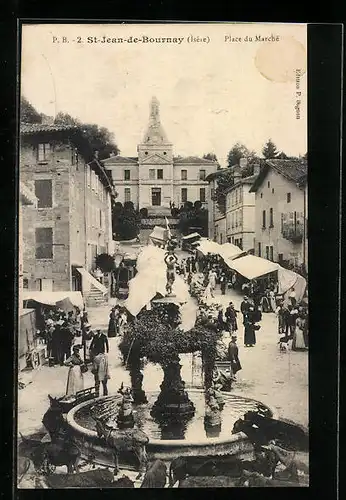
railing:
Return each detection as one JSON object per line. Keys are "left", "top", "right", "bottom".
{"left": 282, "top": 226, "right": 303, "bottom": 243}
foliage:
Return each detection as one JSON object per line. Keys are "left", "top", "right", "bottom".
{"left": 227, "top": 142, "right": 258, "bottom": 167}
{"left": 95, "top": 253, "right": 115, "bottom": 273}
{"left": 119, "top": 308, "right": 221, "bottom": 368}
{"left": 178, "top": 202, "right": 208, "bottom": 236}
{"left": 203, "top": 152, "right": 218, "bottom": 162}
{"left": 214, "top": 169, "right": 234, "bottom": 214}
{"left": 21, "top": 96, "right": 44, "bottom": 123}
{"left": 112, "top": 203, "right": 141, "bottom": 241}
{"left": 54, "top": 112, "right": 120, "bottom": 160}
{"left": 262, "top": 138, "right": 279, "bottom": 159}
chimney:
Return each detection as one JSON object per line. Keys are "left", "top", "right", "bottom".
{"left": 233, "top": 166, "right": 241, "bottom": 184}
{"left": 253, "top": 162, "right": 261, "bottom": 176}
{"left": 41, "top": 115, "right": 55, "bottom": 125}
{"left": 239, "top": 157, "right": 247, "bottom": 169}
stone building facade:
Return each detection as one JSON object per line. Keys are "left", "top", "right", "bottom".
{"left": 250, "top": 159, "right": 308, "bottom": 269}
{"left": 20, "top": 123, "right": 114, "bottom": 293}
{"left": 103, "top": 97, "right": 218, "bottom": 214}
{"left": 224, "top": 162, "right": 259, "bottom": 251}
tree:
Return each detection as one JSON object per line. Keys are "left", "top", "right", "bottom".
{"left": 203, "top": 153, "right": 218, "bottom": 162}
{"left": 227, "top": 142, "right": 258, "bottom": 167}
{"left": 95, "top": 253, "right": 115, "bottom": 273}
{"left": 21, "top": 96, "right": 43, "bottom": 123}
{"left": 262, "top": 139, "right": 279, "bottom": 159}
{"left": 54, "top": 112, "right": 120, "bottom": 160}
{"left": 178, "top": 201, "right": 208, "bottom": 236}
{"left": 113, "top": 202, "right": 141, "bottom": 241}
{"left": 215, "top": 169, "right": 234, "bottom": 214}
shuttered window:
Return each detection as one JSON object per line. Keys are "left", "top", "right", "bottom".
{"left": 35, "top": 228, "right": 53, "bottom": 259}
{"left": 35, "top": 180, "right": 52, "bottom": 208}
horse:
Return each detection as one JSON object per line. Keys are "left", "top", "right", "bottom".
{"left": 93, "top": 416, "right": 149, "bottom": 479}
{"left": 19, "top": 432, "right": 81, "bottom": 475}
{"left": 140, "top": 460, "right": 167, "bottom": 488}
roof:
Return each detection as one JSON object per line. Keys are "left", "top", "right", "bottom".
{"left": 103, "top": 155, "right": 138, "bottom": 165}
{"left": 205, "top": 167, "right": 230, "bottom": 182}
{"left": 20, "top": 123, "right": 79, "bottom": 134}
{"left": 224, "top": 174, "right": 258, "bottom": 194}
{"left": 174, "top": 156, "right": 217, "bottom": 166}
{"left": 250, "top": 159, "right": 307, "bottom": 192}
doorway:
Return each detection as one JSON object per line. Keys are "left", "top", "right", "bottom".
{"left": 151, "top": 188, "right": 161, "bottom": 206}
{"left": 39, "top": 279, "right": 53, "bottom": 291}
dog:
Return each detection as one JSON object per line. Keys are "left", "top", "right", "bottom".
{"left": 279, "top": 341, "right": 289, "bottom": 352}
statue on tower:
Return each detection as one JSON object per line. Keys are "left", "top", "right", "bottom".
{"left": 150, "top": 96, "right": 160, "bottom": 121}
{"left": 164, "top": 237, "right": 178, "bottom": 297}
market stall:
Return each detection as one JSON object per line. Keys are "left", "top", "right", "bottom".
{"left": 278, "top": 266, "right": 307, "bottom": 304}
{"left": 22, "top": 291, "right": 84, "bottom": 311}
{"left": 227, "top": 255, "right": 279, "bottom": 280}
{"left": 181, "top": 232, "right": 201, "bottom": 251}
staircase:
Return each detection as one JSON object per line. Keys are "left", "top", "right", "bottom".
{"left": 84, "top": 284, "right": 108, "bottom": 307}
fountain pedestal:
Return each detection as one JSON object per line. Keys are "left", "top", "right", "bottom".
{"left": 150, "top": 362, "right": 195, "bottom": 420}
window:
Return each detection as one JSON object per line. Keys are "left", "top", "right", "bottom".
{"left": 199, "top": 169, "right": 206, "bottom": 180}
{"left": 231, "top": 214, "right": 234, "bottom": 228}
{"left": 220, "top": 233, "right": 223, "bottom": 244}
{"left": 37, "top": 143, "right": 51, "bottom": 162}
{"left": 145, "top": 151, "right": 148, "bottom": 155}
{"left": 87, "top": 167, "right": 91, "bottom": 188}
{"left": 272, "top": 188, "right": 275, "bottom": 194}
{"left": 267, "top": 181, "right": 270, "bottom": 188}
{"left": 181, "top": 170, "right": 187, "bottom": 181}
{"left": 269, "top": 208, "right": 274, "bottom": 227}
{"left": 262, "top": 210, "right": 266, "bottom": 228}
{"left": 239, "top": 210, "right": 243, "bottom": 226}
{"left": 258, "top": 242, "right": 262, "bottom": 257}
{"left": 260, "top": 193, "right": 263, "bottom": 198}
{"left": 200, "top": 188, "right": 206, "bottom": 202}
{"left": 270, "top": 246, "right": 274, "bottom": 261}
{"left": 124, "top": 188, "right": 131, "bottom": 203}
{"left": 124, "top": 170, "right": 130, "bottom": 181}
{"left": 149, "top": 169, "right": 155, "bottom": 180}
{"left": 99, "top": 209, "right": 102, "bottom": 228}
{"left": 278, "top": 253, "right": 283, "bottom": 263}
{"left": 239, "top": 238, "right": 243, "bottom": 250}
{"left": 181, "top": 188, "right": 188, "bottom": 203}
{"left": 163, "top": 152, "right": 167, "bottom": 155}
{"left": 235, "top": 189, "right": 238, "bottom": 205}
{"left": 287, "top": 192, "right": 291, "bottom": 203}
{"left": 23, "top": 278, "right": 29, "bottom": 289}
{"left": 152, "top": 188, "right": 161, "bottom": 206}
{"left": 265, "top": 245, "right": 269, "bottom": 260}
{"left": 35, "top": 180, "right": 52, "bottom": 208}
{"left": 157, "top": 169, "right": 163, "bottom": 180}
{"left": 35, "top": 227, "right": 53, "bottom": 259}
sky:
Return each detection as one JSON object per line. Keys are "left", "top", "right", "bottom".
{"left": 21, "top": 23, "right": 307, "bottom": 167}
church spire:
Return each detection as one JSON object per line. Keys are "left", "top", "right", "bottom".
{"left": 142, "top": 96, "right": 170, "bottom": 145}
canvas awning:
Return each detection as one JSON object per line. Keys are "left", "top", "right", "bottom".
{"left": 22, "top": 291, "right": 84, "bottom": 310}
{"left": 195, "top": 238, "right": 222, "bottom": 256}
{"left": 278, "top": 266, "right": 307, "bottom": 303}
{"left": 218, "top": 243, "right": 245, "bottom": 262}
{"left": 227, "top": 255, "right": 279, "bottom": 280}
{"left": 149, "top": 226, "right": 169, "bottom": 243}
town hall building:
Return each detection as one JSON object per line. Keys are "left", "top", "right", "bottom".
{"left": 103, "top": 97, "right": 218, "bottom": 215}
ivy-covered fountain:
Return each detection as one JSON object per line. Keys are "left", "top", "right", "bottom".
{"left": 66, "top": 238, "right": 274, "bottom": 467}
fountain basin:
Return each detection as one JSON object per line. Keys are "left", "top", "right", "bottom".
{"left": 66, "top": 389, "right": 275, "bottom": 467}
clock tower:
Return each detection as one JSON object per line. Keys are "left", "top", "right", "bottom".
{"left": 137, "top": 97, "right": 173, "bottom": 211}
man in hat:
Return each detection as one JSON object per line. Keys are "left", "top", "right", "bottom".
{"left": 225, "top": 302, "right": 238, "bottom": 335}
{"left": 90, "top": 330, "right": 110, "bottom": 397}
{"left": 228, "top": 334, "right": 241, "bottom": 380}
{"left": 90, "top": 329, "right": 109, "bottom": 357}
{"left": 240, "top": 296, "right": 251, "bottom": 321}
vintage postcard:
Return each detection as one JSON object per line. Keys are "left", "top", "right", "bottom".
{"left": 18, "top": 22, "right": 308, "bottom": 489}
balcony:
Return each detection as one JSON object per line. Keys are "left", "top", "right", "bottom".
{"left": 282, "top": 225, "right": 303, "bottom": 243}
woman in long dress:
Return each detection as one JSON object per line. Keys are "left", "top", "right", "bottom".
{"left": 292, "top": 312, "right": 307, "bottom": 351}
{"left": 107, "top": 308, "right": 117, "bottom": 338}
{"left": 64, "top": 345, "right": 84, "bottom": 397}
